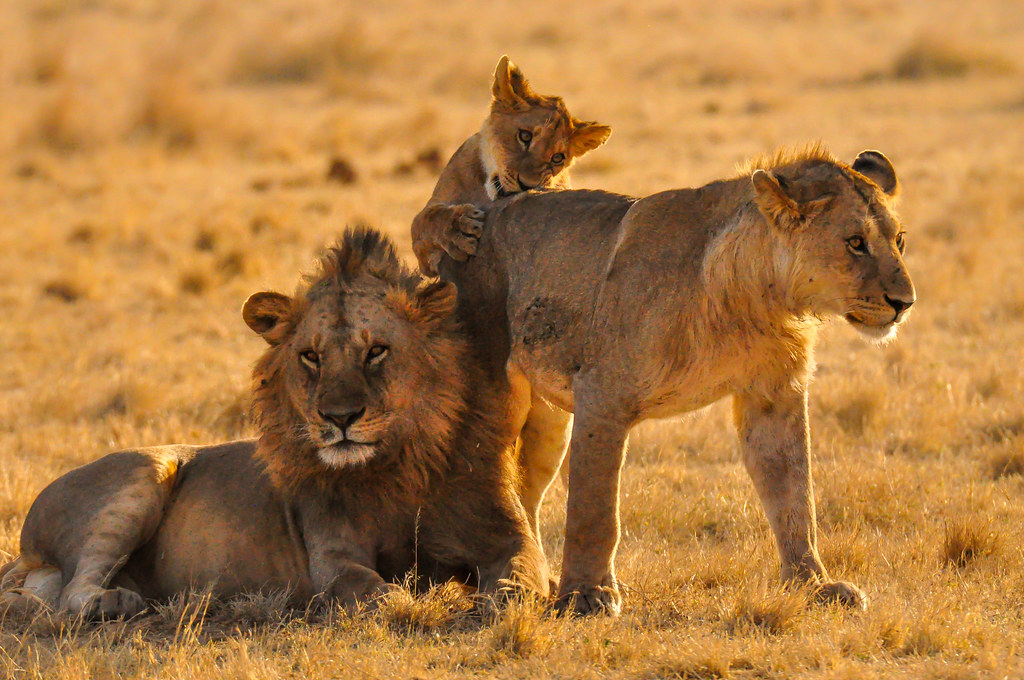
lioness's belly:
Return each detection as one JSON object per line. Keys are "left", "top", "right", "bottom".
{"left": 122, "top": 444, "right": 312, "bottom": 602}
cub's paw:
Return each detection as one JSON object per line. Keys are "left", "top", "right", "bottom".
{"left": 815, "top": 580, "right": 867, "bottom": 610}
{"left": 442, "top": 204, "right": 486, "bottom": 261}
{"left": 554, "top": 584, "right": 622, "bottom": 617}
{"left": 75, "top": 587, "right": 147, "bottom": 620}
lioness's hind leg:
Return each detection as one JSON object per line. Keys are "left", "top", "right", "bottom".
{"left": 519, "top": 396, "right": 572, "bottom": 550}
{"left": 0, "top": 564, "right": 61, "bottom": 612}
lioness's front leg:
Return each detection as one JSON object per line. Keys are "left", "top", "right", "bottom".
{"left": 557, "top": 394, "right": 630, "bottom": 616}
{"left": 411, "top": 202, "right": 486, "bottom": 276}
{"left": 733, "top": 387, "right": 866, "bottom": 609}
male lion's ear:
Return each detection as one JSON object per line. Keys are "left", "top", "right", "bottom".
{"left": 414, "top": 280, "right": 458, "bottom": 323}
{"left": 242, "top": 292, "right": 293, "bottom": 345}
{"left": 852, "top": 150, "right": 899, "bottom": 196}
{"left": 492, "top": 55, "right": 531, "bottom": 112}
{"left": 569, "top": 120, "right": 612, "bottom": 158}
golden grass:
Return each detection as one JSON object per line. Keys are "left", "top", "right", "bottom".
{"left": 0, "top": 0, "right": 1023, "bottom": 677}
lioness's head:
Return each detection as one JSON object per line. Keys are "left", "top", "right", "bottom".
{"left": 243, "top": 228, "right": 467, "bottom": 490}
{"left": 751, "top": 148, "right": 916, "bottom": 342}
{"left": 481, "top": 55, "right": 611, "bottom": 199}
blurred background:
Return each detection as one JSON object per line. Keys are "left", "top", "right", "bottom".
{"left": 1, "top": 2, "right": 1024, "bottom": 670}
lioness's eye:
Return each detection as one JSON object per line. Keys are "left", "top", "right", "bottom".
{"left": 299, "top": 350, "right": 320, "bottom": 370}
{"left": 551, "top": 152, "right": 565, "bottom": 165}
{"left": 366, "top": 345, "right": 389, "bottom": 366}
{"left": 846, "top": 236, "right": 868, "bottom": 255}
{"left": 895, "top": 232, "right": 906, "bottom": 254}
{"left": 517, "top": 129, "right": 533, "bottom": 146}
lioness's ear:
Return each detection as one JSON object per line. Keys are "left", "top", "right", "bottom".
{"left": 569, "top": 120, "right": 612, "bottom": 158}
{"left": 752, "top": 170, "right": 803, "bottom": 230}
{"left": 492, "top": 55, "right": 531, "bottom": 112}
{"left": 242, "top": 292, "right": 293, "bottom": 345}
{"left": 414, "top": 280, "right": 458, "bottom": 323}
{"left": 852, "top": 150, "right": 899, "bottom": 196}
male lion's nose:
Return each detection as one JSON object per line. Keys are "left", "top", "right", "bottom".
{"left": 884, "top": 294, "right": 914, "bottom": 317}
{"left": 319, "top": 406, "right": 365, "bottom": 431}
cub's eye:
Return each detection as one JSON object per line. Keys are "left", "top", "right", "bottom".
{"left": 895, "top": 232, "right": 906, "bottom": 254}
{"left": 517, "top": 129, "right": 533, "bottom": 146}
{"left": 299, "top": 350, "right": 320, "bottom": 371}
{"left": 846, "top": 235, "right": 869, "bottom": 255}
{"left": 366, "top": 345, "right": 389, "bottom": 366}
{"left": 551, "top": 152, "right": 565, "bottom": 165}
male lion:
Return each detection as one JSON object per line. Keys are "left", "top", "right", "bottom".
{"left": 410, "top": 55, "right": 611, "bottom": 276}
{"left": 445, "top": 146, "right": 916, "bottom": 615}
{"left": 0, "top": 228, "right": 547, "bottom": 618}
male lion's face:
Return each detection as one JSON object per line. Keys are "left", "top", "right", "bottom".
{"left": 481, "top": 56, "right": 611, "bottom": 200}
{"left": 753, "top": 151, "right": 916, "bottom": 343}
{"left": 244, "top": 271, "right": 462, "bottom": 470}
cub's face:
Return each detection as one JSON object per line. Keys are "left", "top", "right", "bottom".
{"left": 244, "top": 276, "right": 464, "bottom": 469}
{"left": 481, "top": 56, "right": 611, "bottom": 200}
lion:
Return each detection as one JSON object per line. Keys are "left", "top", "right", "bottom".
{"left": 0, "top": 228, "right": 548, "bottom": 619}
{"left": 410, "top": 55, "right": 611, "bottom": 277}
{"left": 443, "top": 145, "right": 916, "bottom": 615}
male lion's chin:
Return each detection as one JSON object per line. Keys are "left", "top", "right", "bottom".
{"left": 845, "top": 314, "right": 899, "bottom": 344}
{"left": 317, "top": 443, "right": 377, "bottom": 469}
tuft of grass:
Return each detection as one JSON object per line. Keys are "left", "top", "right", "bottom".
{"left": 376, "top": 581, "right": 475, "bottom": 635}
{"left": 41, "top": 278, "right": 86, "bottom": 303}
{"left": 989, "top": 447, "right": 1024, "bottom": 479}
{"left": 833, "top": 392, "right": 882, "bottom": 436}
{"left": 725, "top": 585, "right": 808, "bottom": 635}
{"left": 488, "top": 597, "right": 551, "bottom": 660}
{"left": 891, "top": 36, "right": 1016, "bottom": 80}
{"left": 230, "top": 21, "right": 378, "bottom": 85}
{"left": 942, "top": 516, "right": 1001, "bottom": 568}
{"left": 180, "top": 270, "right": 211, "bottom": 296}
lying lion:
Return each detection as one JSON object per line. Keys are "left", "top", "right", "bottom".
{"left": 443, "top": 145, "right": 916, "bottom": 615}
{"left": 411, "top": 55, "right": 611, "bottom": 276}
{"left": 0, "top": 228, "right": 547, "bottom": 618}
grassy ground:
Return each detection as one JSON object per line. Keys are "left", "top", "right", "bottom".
{"left": 2, "top": 0, "right": 1024, "bottom": 677}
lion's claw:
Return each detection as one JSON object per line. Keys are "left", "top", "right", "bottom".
{"left": 554, "top": 585, "right": 621, "bottom": 617}
{"left": 814, "top": 580, "right": 867, "bottom": 610}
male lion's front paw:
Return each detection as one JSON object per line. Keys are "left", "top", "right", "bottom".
{"left": 75, "top": 587, "right": 147, "bottom": 620}
{"left": 442, "top": 204, "right": 486, "bottom": 261}
{"left": 815, "top": 580, "right": 867, "bottom": 610}
{"left": 554, "top": 584, "right": 622, "bottom": 617}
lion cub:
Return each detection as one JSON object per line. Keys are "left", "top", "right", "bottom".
{"left": 411, "top": 55, "right": 611, "bottom": 276}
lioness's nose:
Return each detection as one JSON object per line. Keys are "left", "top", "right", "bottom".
{"left": 319, "top": 406, "right": 365, "bottom": 430}
{"left": 884, "top": 294, "right": 914, "bottom": 316}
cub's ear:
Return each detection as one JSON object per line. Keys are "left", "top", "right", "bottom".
{"left": 242, "top": 292, "right": 293, "bottom": 345}
{"left": 491, "top": 55, "right": 532, "bottom": 112}
{"left": 752, "top": 170, "right": 831, "bottom": 230}
{"left": 414, "top": 280, "right": 458, "bottom": 323}
{"left": 569, "top": 120, "right": 612, "bottom": 158}
{"left": 852, "top": 150, "right": 899, "bottom": 196}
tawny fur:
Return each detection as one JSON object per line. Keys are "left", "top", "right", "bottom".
{"left": 443, "top": 145, "right": 916, "bottom": 615}
{"left": 1, "top": 228, "right": 547, "bottom": 619}
{"left": 410, "top": 55, "right": 610, "bottom": 275}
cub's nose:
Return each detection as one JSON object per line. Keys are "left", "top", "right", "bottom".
{"left": 884, "top": 294, "right": 915, "bottom": 317}
{"left": 319, "top": 407, "right": 365, "bottom": 431}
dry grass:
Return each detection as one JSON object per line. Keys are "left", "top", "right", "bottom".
{"left": 1, "top": 0, "right": 1023, "bottom": 677}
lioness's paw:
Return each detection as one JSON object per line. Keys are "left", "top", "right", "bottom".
{"left": 555, "top": 585, "right": 621, "bottom": 617}
{"left": 815, "top": 580, "right": 867, "bottom": 610}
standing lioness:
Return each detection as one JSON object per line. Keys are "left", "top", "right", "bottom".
{"left": 448, "top": 146, "right": 916, "bottom": 614}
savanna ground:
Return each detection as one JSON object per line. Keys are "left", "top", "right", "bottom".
{"left": 1, "top": 0, "right": 1023, "bottom": 677}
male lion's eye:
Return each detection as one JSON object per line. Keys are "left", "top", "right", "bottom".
{"left": 846, "top": 235, "right": 868, "bottom": 255}
{"left": 299, "top": 350, "right": 320, "bottom": 371}
{"left": 517, "top": 129, "right": 533, "bottom": 147}
{"left": 551, "top": 152, "right": 565, "bottom": 165}
{"left": 895, "top": 232, "right": 906, "bottom": 254}
{"left": 366, "top": 345, "right": 389, "bottom": 366}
